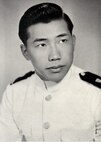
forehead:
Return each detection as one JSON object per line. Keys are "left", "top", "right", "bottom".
{"left": 27, "top": 19, "right": 70, "bottom": 39}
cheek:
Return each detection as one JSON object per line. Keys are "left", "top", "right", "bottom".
{"left": 61, "top": 46, "right": 74, "bottom": 58}
{"left": 29, "top": 52, "right": 47, "bottom": 68}
{"left": 34, "top": 48, "right": 49, "bottom": 63}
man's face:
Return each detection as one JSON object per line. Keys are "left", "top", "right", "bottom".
{"left": 22, "top": 19, "right": 75, "bottom": 83}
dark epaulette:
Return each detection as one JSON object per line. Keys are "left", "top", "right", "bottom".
{"left": 79, "top": 72, "right": 101, "bottom": 89}
{"left": 10, "top": 71, "right": 35, "bottom": 85}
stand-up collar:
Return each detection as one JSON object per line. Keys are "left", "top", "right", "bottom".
{"left": 34, "top": 65, "right": 74, "bottom": 91}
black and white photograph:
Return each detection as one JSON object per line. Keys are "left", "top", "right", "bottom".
{"left": 0, "top": 0, "right": 101, "bottom": 141}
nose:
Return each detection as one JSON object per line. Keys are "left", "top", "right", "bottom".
{"left": 48, "top": 45, "right": 61, "bottom": 61}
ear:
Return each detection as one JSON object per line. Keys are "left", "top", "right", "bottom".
{"left": 72, "top": 34, "right": 76, "bottom": 47}
{"left": 20, "top": 44, "right": 30, "bottom": 61}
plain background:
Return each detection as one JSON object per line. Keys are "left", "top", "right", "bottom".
{"left": 0, "top": 0, "right": 101, "bottom": 101}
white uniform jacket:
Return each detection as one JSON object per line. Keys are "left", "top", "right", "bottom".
{"left": 0, "top": 65, "right": 101, "bottom": 142}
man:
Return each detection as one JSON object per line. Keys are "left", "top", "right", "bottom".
{"left": 0, "top": 2, "right": 101, "bottom": 141}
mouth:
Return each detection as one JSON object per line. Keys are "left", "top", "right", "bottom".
{"left": 46, "top": 65, "right": 65, "bottom": 73}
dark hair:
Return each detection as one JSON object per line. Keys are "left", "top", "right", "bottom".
{"left": 18, "top": 2, "right": 73, "bottom": 45}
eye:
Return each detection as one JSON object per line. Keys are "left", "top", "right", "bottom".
{"left": 35, "top": 43, "right": 46, "bottom": 48}
{"left": 59, "top": 39, "right": 68, "bottom": 44}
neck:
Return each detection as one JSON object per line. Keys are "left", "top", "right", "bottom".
{"left": 44, "top": 80, "right": 57, "bottom": 88}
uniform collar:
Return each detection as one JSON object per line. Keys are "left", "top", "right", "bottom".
{"left": 34, "top": 65, "right": 74, "bottom": 91}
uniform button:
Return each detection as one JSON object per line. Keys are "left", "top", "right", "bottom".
{"left": 43, "top": 122, "right": 50, "bottom": 129}
{"left": 81, "top": 72, "right": 86, "bottom": 76}
{"left": 95, "top": 78, "right": 101, "bottom": 83}
{"left": 45, "top": 95, "right": 52, "bottom": 101}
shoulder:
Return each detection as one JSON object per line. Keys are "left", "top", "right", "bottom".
{"left": 3, "top": 71, "right": 35, "bottom": 102}
{"left": 10, "top": 71, "right": 35, "bottom": 85}
{"left": 79, "top": 71, "right": 101, "bottom": 89}
{"left": 72, "top": 65, "right": 101, "bottom": 89}
{"left": 8, "top": 71, "right": 35, "bottom": 95}
{"left": 1, "top": 71, "right": 35, "bottom": 111}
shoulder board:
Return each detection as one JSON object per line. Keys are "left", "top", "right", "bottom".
{"left": 79, "top": 72, "right": 101, "bottom": 89}
{"left": 10, "top": 71, "right": 35, "bottom": 85}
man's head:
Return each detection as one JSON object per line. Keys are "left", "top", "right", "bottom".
{"left": 19, "top": 3, "right": 76, "bottom": 83}
{"left": 19, "top": 2, "right": 74, "bottom": 45}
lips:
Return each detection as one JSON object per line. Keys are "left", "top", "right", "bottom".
{"left": 46, "top": 65, "right": 65, "bottom": 73}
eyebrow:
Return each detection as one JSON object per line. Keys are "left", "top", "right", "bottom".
{"left": 33, "top": 38, "right": 47, "bottom": 43}
{"left": 56, "top": 33, "right": 69, "bottom": 38}
{"left": 33, "top": 33, "right": 69, "bottom": 43}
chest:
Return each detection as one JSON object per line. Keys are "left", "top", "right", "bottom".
{"left": 14, "top": 86, "right": 95, "bottom": 141}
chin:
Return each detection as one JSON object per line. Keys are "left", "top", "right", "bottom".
{"left": 49, "top": 74, "right": 65, "bottom": 83}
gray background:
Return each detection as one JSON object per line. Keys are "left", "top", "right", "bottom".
{"left": 0, "top": 0, "right": 101, "bottom": 101}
